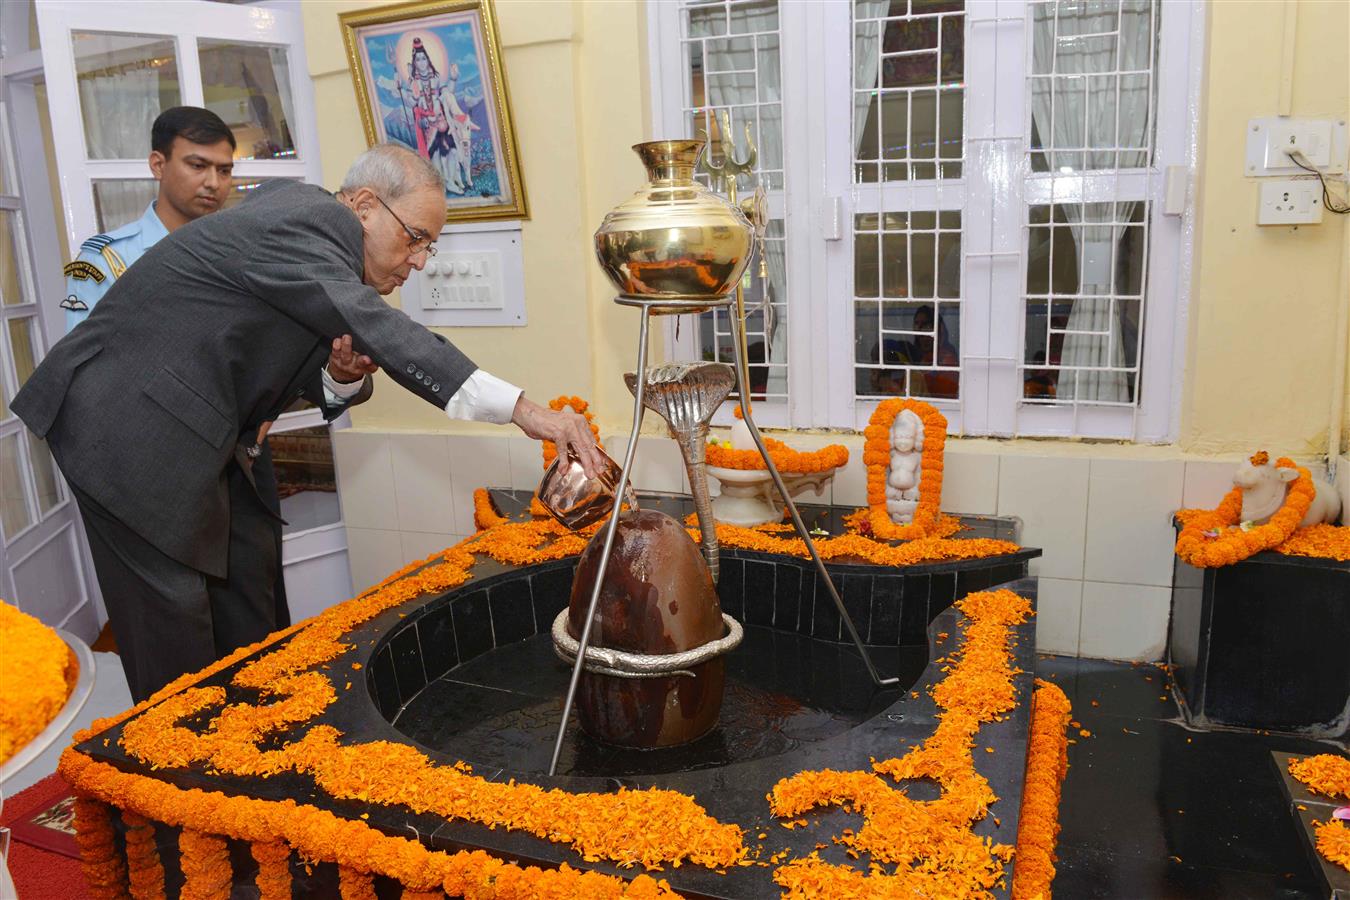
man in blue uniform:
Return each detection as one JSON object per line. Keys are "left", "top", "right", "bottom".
{"left": 55, "top": 107, "right": 375, "bottom": 695}
{"left": 61, "top": 106, "right": 238, "bottom": 331}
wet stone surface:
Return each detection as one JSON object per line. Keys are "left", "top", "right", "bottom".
{"left": 395, "top": 629, "right": 921, "bottom": 777}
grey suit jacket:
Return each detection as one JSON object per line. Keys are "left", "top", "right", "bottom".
{"left": 13, "top": 181, "right": 478, "bottom": 577}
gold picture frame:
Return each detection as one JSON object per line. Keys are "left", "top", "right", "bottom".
{"left": 340, "top": 0, "right": 528, "bottom": 224}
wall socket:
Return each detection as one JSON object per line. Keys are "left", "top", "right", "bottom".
{"left": 1257, "top": 179, "right": 1323, "bottom": 226}
{"left": 1246, "top": 116, "right": 1348, "bottom": 177}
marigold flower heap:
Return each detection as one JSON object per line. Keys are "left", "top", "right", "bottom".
{"left": 1289, "top": 754, "right": 1350, "bottom": 874}
{"left": 767, "top": 589, "right": 1068, "bottom": 898}
{"left": 0, "top": 598, "right": 77, "bottom": 765}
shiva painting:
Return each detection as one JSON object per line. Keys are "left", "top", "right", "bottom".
{"left": 342, "top": 0, "right": 528, "bottom": 223}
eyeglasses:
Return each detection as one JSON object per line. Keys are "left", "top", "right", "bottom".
{"left": 375, "top": 194, "right": 438, "bottom": 257}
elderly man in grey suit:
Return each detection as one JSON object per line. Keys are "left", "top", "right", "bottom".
{"left": 12, "top": 144, "right": 602, "bottom": 702}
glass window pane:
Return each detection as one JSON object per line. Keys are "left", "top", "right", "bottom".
{"left": 1, "top": 210, "right": 27, "bottom": 306}
{"left": 27, "top": 432, "right": 62, "bottom": 517}
{"left": 270, "top": 426, "right": 341, "bottom": 534}
{"left": 8, "top": 317, "right": 38, "bottom": 390}
{"left": 73, "top": 31, "right": 181, "bottom": 159}
{"left": 92, "top": 180, "right": 159, "bottom": 233}
{"left": 198, "top": 40, "right": 297, "bottom": 161}
{"left": 0, "top": 432, "right": 34, "bottom": 539}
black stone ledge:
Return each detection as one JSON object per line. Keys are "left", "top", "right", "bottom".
{"left": 74, "top": 520, "right": 1040, "bottom": 898}
{"left": 1274, "top": 752, "right": 1350, "bottom": 900}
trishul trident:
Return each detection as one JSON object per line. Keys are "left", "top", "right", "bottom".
{"left": 702, "top": 111, "right": 901, "bottom": 694}
{"left": 701, "top": 110, "right": 768, "bottom": 394}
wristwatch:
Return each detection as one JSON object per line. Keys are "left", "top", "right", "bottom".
{"left": 245, "top": 443, "right": 263, "bottom": 459}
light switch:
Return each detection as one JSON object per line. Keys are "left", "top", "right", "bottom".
{"left": 420, "top": 250, "right": 504, "bottom": 310}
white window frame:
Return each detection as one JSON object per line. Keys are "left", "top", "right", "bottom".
{"left": 648, "top": 0, "right": 1203, "bottom": 442}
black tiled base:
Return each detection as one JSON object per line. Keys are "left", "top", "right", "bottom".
{"left": 1277, "top": 752, "right": 1350, "bottom": 900}
{"left": 1041, "top": 655, "right": 1338, "bottom": 899}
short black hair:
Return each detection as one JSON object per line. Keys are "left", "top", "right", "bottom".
{"left": 151, "top": 106, "right": 236, "bottom": 157}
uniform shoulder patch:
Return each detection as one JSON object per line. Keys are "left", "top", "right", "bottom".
{"left": 64, "top": 260, "right": 106, "bottom": 283}
{"left": 79, "top": 234, "right": 113, "bottom": 254}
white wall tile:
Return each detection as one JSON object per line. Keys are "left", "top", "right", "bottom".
{"left": 997, "top": 455, "right": 1088, "bottom": 580}
{"left": 400, "top": 531, "right": 468, "bottom": 565}
{"left": 1182, "top": 460, "right": 1235, "bottom": 510}
{"left": 1083, "top": 458, "right": 1184, "bottom": 587}
{"left": 830, "top": 452, "right": 867, "bottom": 508}
{"left": 333, "top": 432, "right": 399, "bottom": 531}
{"left": 345, "top": 527, "right": 404, "bottom": 593}
{"left": 601, "top": 433, "right": 686, "bottom": 495}
{"left": 940, "top": 450, "right": 1000, "bottom": 516}
{"left": 448, "top": 435, "right": 513, "bottom": 534}
{"left": 1034, "top": 577, "right": 1083, "bottom": 656}
{"left": 507, "top": 436, "right": 545, "bottom": 490}
{"left": 1077, "top": 581, "right": 1171, "bottom": 661}
{"left": 389, "top": 433, "right": 455, "bottom": 534}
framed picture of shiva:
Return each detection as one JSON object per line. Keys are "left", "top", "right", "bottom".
{"left": 341, "top": 0, "right": 529, "bottom": 223}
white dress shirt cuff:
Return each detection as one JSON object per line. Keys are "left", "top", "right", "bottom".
{"left": 444, "top": 369, "right": 522, "bottom": 425}
{"left": 321, "top": 367, "right": 367, "bottom": 406}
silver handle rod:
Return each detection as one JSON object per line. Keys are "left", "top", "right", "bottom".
{"left": 548, "top": 308, "right": 651, "bottom": 776}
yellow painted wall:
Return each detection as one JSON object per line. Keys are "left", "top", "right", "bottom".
{"left": 1182, "top": 0, "right": 1349, "bottom": 456}
{"left": 300, "top": 0, "right": 652, "bottom": 436}
{"left": 304, "top": 0, "right": 1350, "bottom": 457}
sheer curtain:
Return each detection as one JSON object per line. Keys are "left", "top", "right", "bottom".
{"left": 700, "top": 1, "right": 788, "bottom": 396}
{"left": 853, "top": 0, "right": 890, "bottom": 152}
{"left": 1030, "top": 0, "right": 1153, "bottom": 403}
{"left": 78, "top": 65, "right": 160, "bottom": 159}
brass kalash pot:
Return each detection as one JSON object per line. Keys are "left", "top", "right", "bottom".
{"left": 549, "top": 139, "right": 752, "bottom": 751}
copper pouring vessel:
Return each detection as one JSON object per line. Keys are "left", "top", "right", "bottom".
{"left": 537, "top": 448, "right": 639, "bottom": 531}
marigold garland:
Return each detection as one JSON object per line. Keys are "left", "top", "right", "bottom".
{"left": 769, "top": 590, "right": 1036, "bottom": 897}
{"left": 1174, "top": 456, "right": 1315, "bottom": 567}
{"left": 122, "top": 809, "right": 167, "bottom": 900}
{"left": 251, "top": 840, "right": 292, "bottom": 900}
{"left": 61, "top": 751, "right": 680, "bottom": 899}
{"left": 64, "top": 481, "right": 1049, "bottom": 899}
{"left": 1289, "top": 754, "right": 1350, "bottom": 801}
{"left": 338, "top": 866, "right": 376, "bottom": 900}
{"left": 863, "top": 399, "right": 948, "bottom": 541}
{"left": 705, "top": 437, "right": 849, "bottom": 474}
{"left": 1316, "top": 819, "right": 1350, "bottom": 874}
{"left": 1010, "top": 679, "right": 1072, "bottom": 899}
{"left": 0, "top": 598, "right": 76, "bottom": 765}
{"left": 179, "top": 829, "right": 231, "bottom": 900}
{"left": 73, "top": 797, "right": 127, "bottom": 899}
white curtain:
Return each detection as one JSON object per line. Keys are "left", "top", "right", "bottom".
{"left": 699, "top": 1, "right": 790, "bottom": 396}
{"left": 853, "top": 0, "right": 890, "bottom": 155}
{"left": 78, "top": 65, "right": 159, "bottom": 159}
{"left": 1030, "top": 0, "right": 1153, "bottom": 403}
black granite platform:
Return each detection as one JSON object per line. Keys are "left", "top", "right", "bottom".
{"left": 1168, "top": 536, "right": 1350, "bottom": 740}
{"left": 1277, "top": 752, "right": 1350, "bottom": 899}
{"left": 1039, "top": 655, "right": 1341, "bottom": 899}
{"left": 75, "top": 493, "right": 1043, "bottom": 899}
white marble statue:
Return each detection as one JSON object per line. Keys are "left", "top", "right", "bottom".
{"left": 1234, "top": 456, "right": 1342, "bottom": 527}
{"left": 886, "top": 409, "right": 924, "bottom": 524}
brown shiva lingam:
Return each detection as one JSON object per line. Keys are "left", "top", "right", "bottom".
{"left": 542, "top": 119, "right": 900, "bottom": 774}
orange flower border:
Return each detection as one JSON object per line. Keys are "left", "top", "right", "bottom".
{"left": 705, "top": 437, "right": 849, "bottom": 474}
{"left": 60, "top": 489, "right": 1059, "bottom": 899}
{"left": 863, "top": 399, "right": 948, "bottom": 541}
{"left": 1011, "top": 679, "right": 1073, "bottom": 899}
{"left": 0, "top": 598, "right": 77, "bottom": 766}
{"left": 1174, "top": 456, "right": 1315, "bottom": 567}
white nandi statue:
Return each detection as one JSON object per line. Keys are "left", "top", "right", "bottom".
{"left": 885, "top": 409, "right": 924, "bottom": 524}
{"left": 1233, "top": 453, "right": 1341, "bottom": 527}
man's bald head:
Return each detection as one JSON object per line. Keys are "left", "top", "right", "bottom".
{"left": 340, "top": 143, "right": 445, "bottom": 201}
